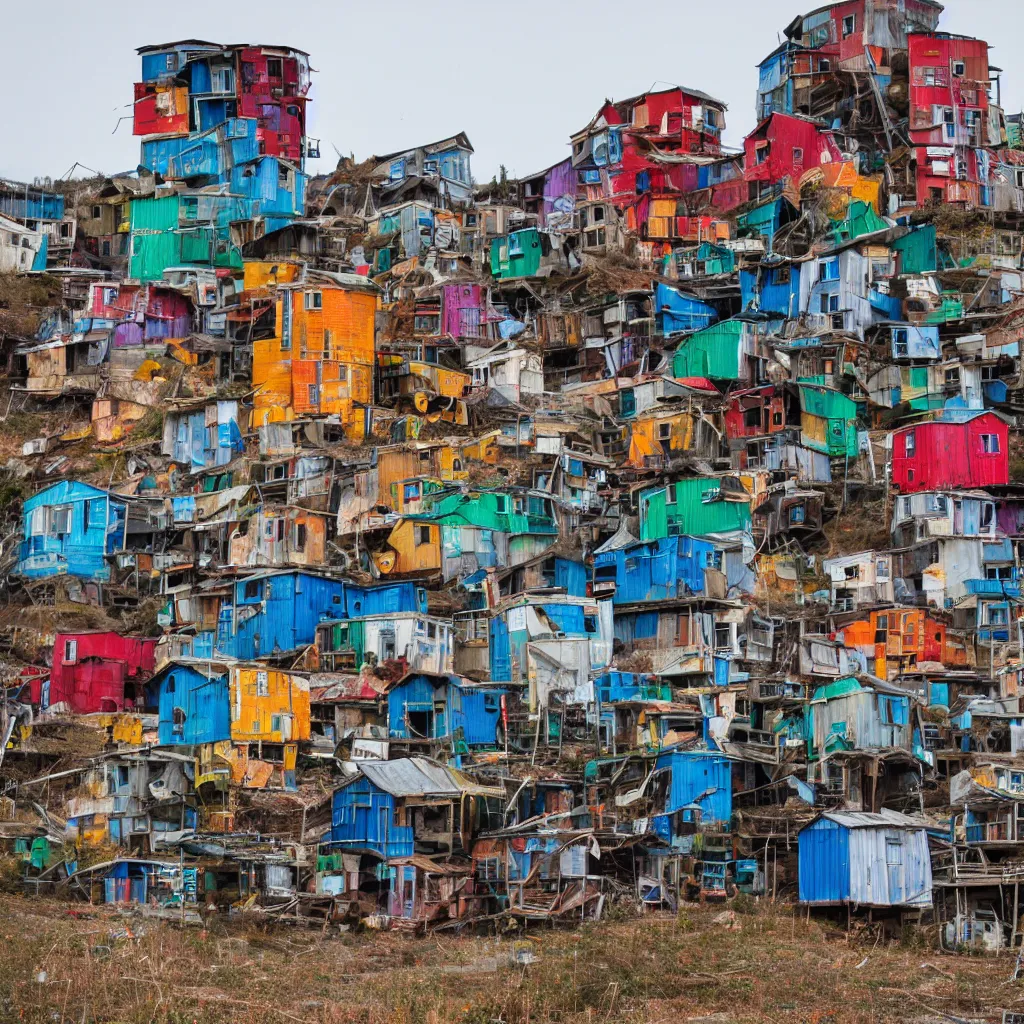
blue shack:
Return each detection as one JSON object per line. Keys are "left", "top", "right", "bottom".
{"left": 218, "top": 570, "right": 427, "bottom": 660}
{"left": 15, "top": 481, "right": 129, "bottom": 581}
{"left": 655, "top": 749, "right": 733, "bottom": 827}
{"left": 328, "top": 757, "right": 504, "bottom": 860}
{"left": 386, "top": 672, "right": 507, "bottom": 750}
{"left": 593, "top": 535, "right": 715, "bottom": 605}
{"left": 594, "top": 671, "right": 669, "bottom": 705}
{"left": 654, "top": 282, "right": 718, "bottom": 335}
{"left": 146, "top": 660, "right": 231, "bottom": 746}
{"left": 739, "top": 261, "right": 801, "bottom": 317}
{"left": 488, "top": 594, "right": 604, "bottom": 683}
{"left": 798, "top": 811, "right": 933, "bottom": 908}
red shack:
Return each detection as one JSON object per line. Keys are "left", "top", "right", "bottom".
{"left": 236, "top": 46, "right": 310, "bottom": 162}
{"left": 39, "top": 632, "right": 159, "bottom": 714}
{"left": 743, "top": 112, "right": 843, "bottom": 192}
{"left": 907, "top": 32, "right": 992, "bottom": 206}
{"left": 725, "top": 385, "right": 791, "bottom": 441}
{"left": 889, "top": 411, "right": 1009, "bottom": 493}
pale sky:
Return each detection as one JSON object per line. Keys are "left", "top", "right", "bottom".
{"left": 1, "top": 0, "right": 1020, "bottom": 185}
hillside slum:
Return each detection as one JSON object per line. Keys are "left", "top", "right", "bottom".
{"left": 2, "top": 3, "right": 1024, "bottom": 947}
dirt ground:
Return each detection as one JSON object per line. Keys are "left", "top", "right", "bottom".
{"left": 0, "top": 893, "right": 1019, "bottom": 1023}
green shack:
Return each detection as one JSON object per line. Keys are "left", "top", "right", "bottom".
{"left": 490, "top": 229, "right": 543, "bottom": 280}
{"left": 639, "top": 477, "right": 751, "bottom": 542}
{"left": 890, "top": 225, "right": 938, "bottom": 275}
{"left": 129, "top": 194, "right": 245, "bottom": 282}
{"left": 798, "top": 384, "right": 859, "bottom": 458}
{"left": 417, "top": 488, "right": 560, "bottom": 568}
{"left": 827, "top": 199, "right": 889, "bottom": 246}
{"left": 672, "top": 319, "right": 744, "bottom": 380}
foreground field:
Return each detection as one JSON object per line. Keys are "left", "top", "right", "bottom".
{"left": 0, "top": 894, "right": 1019, "bottom": 1023}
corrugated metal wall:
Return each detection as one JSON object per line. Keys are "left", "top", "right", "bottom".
{"left": 655, "top": 751, "right": 733, "bottom": 824}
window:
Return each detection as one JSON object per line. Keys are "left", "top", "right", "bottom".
{"left": 893, "top": 328, "right": 909, "bottom": 356}
{"left": 308, "top": 383, "right": 319, "bottom": 406}
{"left": 820, "top": 293, "right": 840, "bottom": 314}
{"left": 819, "top": 58, "right": 830, "bottom": 72}
{"left": 927, "top": 494, "right": 948, "bottom": 514}
{"left": 244, "top": 580, "right": 262, "bottom": 600}
{"left": 789, "top": 506, "right": 806, "bottom": 524}
{"left": 792, "top": 147, "right": 804, "bottom": 163}
{"left": 166, "top": 675, "right": 176, "bottom": 694}
{"left": 304, "top": 291, "right": 322, "bottom": 310}
{"left": 267, "top": 57, "right": 283, "bottom": 79}
{"left": 592, "top": 205, "right": 605, "bottom": 222}
{"left": 101, "top": 240, "right": 111, "bottom": 257}
{"left": 901, "top": 497, "right": 912, "bottom": 517}
{"left": 257, "top": 671, "right": 270, "bottom": 697}
{"left": 415, "top": 525, "right": 432, "bottom": 546}
{"left": 494, "top": 495, "right": 510, "bottom": 515}
{"left": 880, "top": 697, "right": 907, "bottom": 726}
{"left": 986, "top": 605, "right": 1009, "bottom": 626}
{"left": 987, "top": 565, "right": 1014, "bottom": 581}
{"left": 905, "top": 430, "right": 916, "bottom": 456}
{"left": 172, "top": 707, "right": 186, "bottom": 734}
{"left": 818, "top": 258, "right": 839, "bottom": 282}
{"left": 294, "top": 523, "right": 307, "bottom": 550}
{"left": 271, "top": 715, "right": 283, "bottom": 733}
{"left": 953, "top": 60, "right": 966, "bottom": 77}
{"left": 658, "top": 422, "right": 673, "bottom": 440}
{"left": 981, "top": 433, "right": 1000, "bottom": 454}
{"left": 981, "top": 502, "right": 995, "bottom": 529}
{"left": 427, "top": 622, "right": 437, "bottom": 639}
{"left": 91, "top": 205, "right": 101, "bottom": 219}
{"left": 50, "top": 505, "right": 72, "bottom": 537}
{"left": 842, "top": 14, "right": 856, "bottom": 36}
{"left": 772, "top": 410, "right": 784, "bottom": 426}
{"left": 63, "top": 639, "right": 78, "bottom": 663}
{"left": 874, "top": 614, "right": 889, "bottom": 646}
{"left": 212, "top": 67, "right": 235, "bottom": 94}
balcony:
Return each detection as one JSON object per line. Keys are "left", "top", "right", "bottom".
{"left": 967, "top": 821, "right": 1010, "bottom": 844}
{"left": 964, "top": 578, "right": 1021, "bottom": 599}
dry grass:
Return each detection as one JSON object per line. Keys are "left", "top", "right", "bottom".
{"left": 0, "top": 893, "right": 1019, "bottom": 1023}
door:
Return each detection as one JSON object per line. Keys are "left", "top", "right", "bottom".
{"left": 885, "top": 837, "right": 904, "bottom": 904}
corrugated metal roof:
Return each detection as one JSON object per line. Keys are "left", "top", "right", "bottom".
{"left": 358, "top": 757, "right": 464, "bottom": 798}
{"left": 357, "top": 757, "right": 504, "bottom": 799}
{"left": 820, "top": 809, "right": 929, "bottom": 830}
